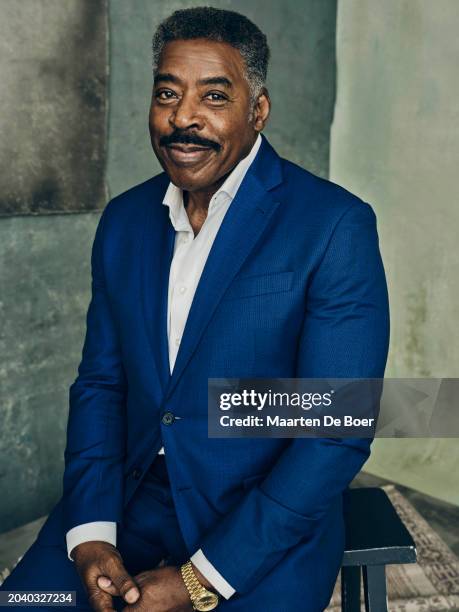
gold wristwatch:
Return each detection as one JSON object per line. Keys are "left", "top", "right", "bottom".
{"left": 180, "top": 560, "right": 219, "bottom": 611}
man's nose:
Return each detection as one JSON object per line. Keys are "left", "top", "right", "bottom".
{"left": 169, "top": 93, "right": 203, "bottom": 131}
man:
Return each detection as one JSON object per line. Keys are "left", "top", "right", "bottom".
{"left": 2, "top": 7, "right": 389, "bottom": 612}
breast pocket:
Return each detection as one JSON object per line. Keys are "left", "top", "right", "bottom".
{"left": 222, "top": 270, "right": 294, "bottom": 301}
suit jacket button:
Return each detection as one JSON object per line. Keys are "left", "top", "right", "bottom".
{"left": 132, "top": 468, "right": 142, "bottom": 479}
{"left": 162, "top": 411, "right": 175, "bottom": 425}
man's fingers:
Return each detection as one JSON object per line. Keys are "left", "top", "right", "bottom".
{"left": 87, "top": 586, "right": 116, "bottom": 612}
{"left": 104, "top": 558, "right": 140, "bottom": 604}
{"left": 124, "top": 587, "right": 140, "bottom": 605}
{"left": 96, "top": 575, "right": 138, "bottom": 603}
{"left": 82, "top": 570, "right": 117, "bottom": 611}
{"left": 97, "top": 575, "right": 118, "bottom": 596}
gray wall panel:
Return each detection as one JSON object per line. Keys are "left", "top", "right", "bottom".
{"left": 0, "top": 0, "right": 108, "bottom": 215}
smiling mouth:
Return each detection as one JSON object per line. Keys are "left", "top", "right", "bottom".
{"left": 164, "top": 143, "right": 215, "bottom": 166}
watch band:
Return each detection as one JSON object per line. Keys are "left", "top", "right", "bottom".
{"left": 180, "top": 560, "right": 219, "bottom": 610}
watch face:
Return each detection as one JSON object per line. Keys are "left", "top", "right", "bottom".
{"left": 195, "top": 592, "right": 219, "bottom": 611}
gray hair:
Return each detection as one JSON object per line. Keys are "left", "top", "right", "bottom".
{"left": 152, "top": 7, "right": 270, "bottom": 102}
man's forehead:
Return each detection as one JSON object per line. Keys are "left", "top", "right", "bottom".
{"left": 156, "top": 39, "right": 245, "bottom": 81}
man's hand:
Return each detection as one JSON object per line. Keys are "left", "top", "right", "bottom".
{"left": 121, "top": 566, "right": 193, "bottom": 612}
{"left": 72, "top": 541, "right": 140, "bottom": 612}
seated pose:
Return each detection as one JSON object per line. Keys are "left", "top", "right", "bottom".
{"left": 2, "top": 7, "right": 389, "bottom": 611}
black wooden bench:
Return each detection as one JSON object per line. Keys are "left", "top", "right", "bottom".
{"left": 341, "top": 487, "right": 417, "bottom": 611}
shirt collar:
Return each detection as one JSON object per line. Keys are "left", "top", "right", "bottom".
{"left": 162, "top": 133, "right": 262, "bottom": 221}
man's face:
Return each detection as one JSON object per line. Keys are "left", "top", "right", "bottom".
{"left": 149, "top": 38, "right": 269, "bottom": 192}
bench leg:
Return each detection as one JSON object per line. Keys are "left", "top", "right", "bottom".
{"left": 362, "top": 565, "right": 387, "bottom": 612}
{"left": 341, "top": 566, "right": 361, "bottom": 612}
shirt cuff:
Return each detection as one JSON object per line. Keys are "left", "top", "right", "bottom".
{"left": 190, "top": 549, "right": 236, "bottom": 600}
{"left": 66, "top": 522, "right": 117, "bottom": 561}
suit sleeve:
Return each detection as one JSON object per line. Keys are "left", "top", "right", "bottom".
{"left": 198, "top": 201, "right": 390, "bottom": 594}
{"left": 62, "top": 205, "right": 127, "bottom": 532}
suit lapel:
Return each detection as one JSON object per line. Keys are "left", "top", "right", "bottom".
{"left": 140, "top": 175, "right": 175, "bottom": 394}
{"left": 163, "top": 135, "right": 283, "bottom": 401}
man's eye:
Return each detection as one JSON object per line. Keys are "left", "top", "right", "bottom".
{"left": 155, "top": 90, "right": 177, "bottom": 102}
{"left": 205, "top": 92, "right": 227, "bottom": 102}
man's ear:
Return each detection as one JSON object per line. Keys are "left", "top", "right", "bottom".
{"left": 253, "top": 88, "right": 271, "bottom": 131}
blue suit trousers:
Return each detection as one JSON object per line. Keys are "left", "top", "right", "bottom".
{"left": 1, "top": 455, "right": 341, "bottom": 611}
{"left": 1, "top": 457, "right": 188, "bottom": 611}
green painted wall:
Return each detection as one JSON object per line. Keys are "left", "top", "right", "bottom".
{"left": 3, "top": 0, "right": 458, "bottom": 535}
{"left": 0, "top": 1, "right": 337, "bottom": 531}
{"left": 0, "top": 0, "right": 107, "bottom": 533}
{"left": 330, "top": 1, "right": 459, "bottom": 505}
{"left": 0, "top": 214, "right": 99, "bottom": 531}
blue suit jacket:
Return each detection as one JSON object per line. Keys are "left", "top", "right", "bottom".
{"left": 63, "top": 135, "right": 389, "bottom": 608}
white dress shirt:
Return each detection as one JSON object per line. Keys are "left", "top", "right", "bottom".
{"left": 66, "top": 134, "right": 262, "bottom": 600}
